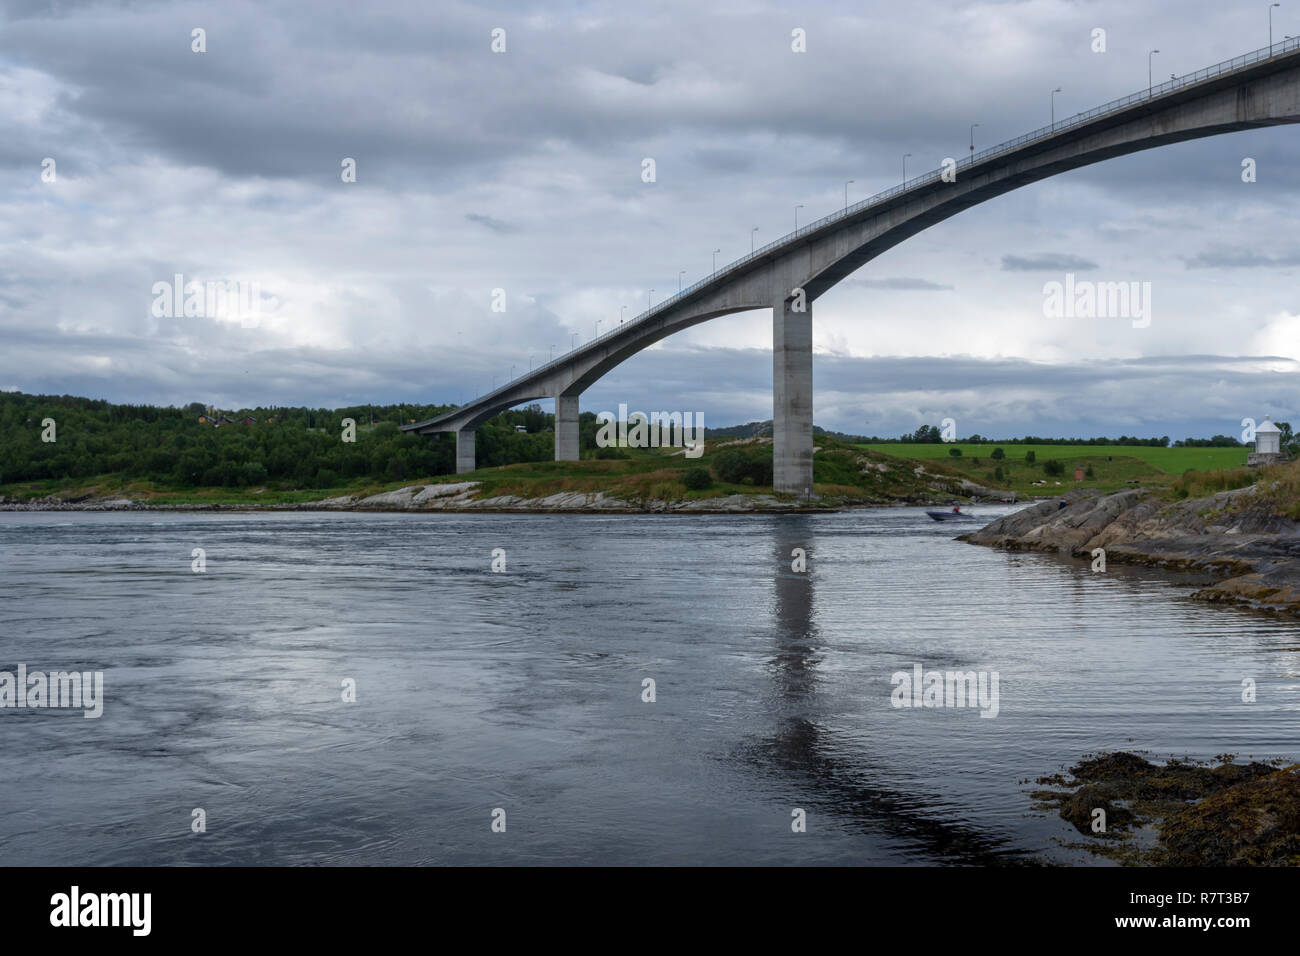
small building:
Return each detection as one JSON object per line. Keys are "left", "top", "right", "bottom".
{"left": 1248, "top": 416, "right": 1287, "bottom": 467}
{"left": 1074, "top": 467, "right": 1084, "bottom": 482}
{"left": 242, "top": 416, "right": 257, "bottom": 425}
{"left": 514, "top": 425, "right": 527, "bottom": 433}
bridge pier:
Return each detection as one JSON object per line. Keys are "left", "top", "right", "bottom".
{"left": 773, "top": 295, "right": 813, "bottom": 496}
{"left": 555, "top": 395, "right": 580, "bottom": 461}
{"left": 455, "top": 429, "right": 476, "bottom": 474}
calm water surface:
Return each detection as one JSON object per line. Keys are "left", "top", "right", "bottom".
{"left": 1, "top": 508, "right": 1297, "bottom": 865}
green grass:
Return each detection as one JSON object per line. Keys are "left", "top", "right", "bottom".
{"left": 855, "top": 443, "right": 1247, "bottom": 475}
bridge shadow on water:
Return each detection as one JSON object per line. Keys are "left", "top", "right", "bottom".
{"left": 738, "top": 515, "right": 1036, "bottom": 866}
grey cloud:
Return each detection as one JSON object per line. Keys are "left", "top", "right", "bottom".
{"left": 1001, "top": 254, "right": 1100, "bottom": 272}
{"left": 847, "top": 278, "right": 954, "bottom": 291}
{"left": 1184, "top": 248, "right": 1300, "bottom": 269}
{"left": 465, "top": 213, "right": 516, "bottom": 234}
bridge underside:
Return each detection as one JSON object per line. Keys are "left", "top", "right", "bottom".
{"left": 404, "top": 48, "right": 1300, "bottom": 491}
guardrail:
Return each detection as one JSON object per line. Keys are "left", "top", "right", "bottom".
{"left": 434, "top": 35, "right": 1300, "bottom": 422}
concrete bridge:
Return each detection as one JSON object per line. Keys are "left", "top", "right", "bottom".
{"left": 405, "top": 38, "right": 1300, "bottom": 493}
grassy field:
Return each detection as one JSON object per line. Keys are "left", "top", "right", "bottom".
{"left": 1, "top": 439, "right": 1262, "bottom": 508}
{"left": 856, "top": 443, "right": 1247, "bottom": 474}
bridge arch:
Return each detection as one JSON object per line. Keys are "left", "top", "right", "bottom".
{"left": 405, "top": 42, "right": 1300, "bottom": 492}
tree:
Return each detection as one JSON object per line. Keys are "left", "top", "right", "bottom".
{"left": 1025, "top": 450, "right": 1036, "bottom": 464}
{"left": 991, "top": 447, "right": 1005, "bottom": 460}
{"left": 682, "top": 467, "right": 712, "bottom": 490}
{"left": 948, "top": 447, "right": 962, "bottom": 457}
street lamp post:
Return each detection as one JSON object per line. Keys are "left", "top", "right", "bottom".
{"left": 712, "top": 248, "right": 721, "bottom": 274}
{"left": 969, "top": 123, "right": 979, "bottom": 156}
{"left": 550, "top": 344, "right": 554, "bottom": 361}
{"left": 621, "top": 305, "right": 626, "bottom": 323}
{"left": 751, "top": 227, "right": 758, "bottom": 254}
{"left": 595, "top": 319, "right": 602, "bottom": 339}
{"left": 678, "top": 269, "right": 685, "bottom": 292}
{"left": 1051, "top": 87, "right": 1062, "bottom": 126}
{"left": 1271, "top": 3, "right": 1281, "bottom": 54}
{"left": 902, "top": 153, "right": 912, "bottom": 184}
{"left": 571, "top": 331, "right": 577, "bottom": 350}
{"left": 844, "top": 180, "right": 854, "bottom": 212}
{"left": 795, "top": 204, "right": 804, "bottom": 229}
{"left": 1148, "top": 50, "right": 1160, "bottom": 95}
{"left": 648, "top": 288, "right": 654, "bottom": 309}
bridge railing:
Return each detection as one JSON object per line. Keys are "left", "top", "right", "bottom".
{"left": 442, "top": 35, "right": 1300, "bottom": 419}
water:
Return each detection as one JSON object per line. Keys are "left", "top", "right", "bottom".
{"left": 1, "top": 508, "right": 1297, "bottom": 866}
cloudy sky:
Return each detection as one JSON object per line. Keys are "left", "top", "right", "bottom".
{"left": 4, "top": 0, "right": 1299, "bottom": 439}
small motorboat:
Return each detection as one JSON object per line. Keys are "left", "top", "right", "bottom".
{"left": 926, "top": 508, "right": 978, "bottom": 521}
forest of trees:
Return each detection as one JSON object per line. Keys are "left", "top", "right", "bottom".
{"left": 0, "top": 392, "right": 606, "bottom": 489}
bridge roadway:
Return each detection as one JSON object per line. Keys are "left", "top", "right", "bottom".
{"left": 404, "top": 38, "right": 1300, "bottom": 493}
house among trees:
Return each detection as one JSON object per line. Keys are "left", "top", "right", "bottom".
{"left": 242, "top": 416, "right": 258, "bottom": 425}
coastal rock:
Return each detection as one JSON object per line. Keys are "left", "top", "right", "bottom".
{"left": 961, "top": 486, "right": 1300, "bottom": 614}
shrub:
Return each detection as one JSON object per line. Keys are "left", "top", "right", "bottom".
{"left": 949, "top": 447, "right": 962, "bottom": 457}
{"left": 593, "top": 445, "right": 630, "bottom": 460}
{"left": 1085, "top": 464, "right": 1095, "bottom": 478}
{"left": 1043, "top": 459, "right": 1065, "bottom": 477}
{"left": 712, "top": 448, "right": 752, "bottom": 483}
{"left": 682, "top": 467, "right": 712, "bottom": 490}
{"left": 991, "top": 447, "right": 1005, "bottom": 460}
{"left": 1026, "top": 450, "right": 1037, "bottom": 464}
{"left": 994, "top": 465, "right": 1004, "bottom": 481}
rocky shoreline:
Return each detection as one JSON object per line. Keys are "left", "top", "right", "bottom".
{"left": 0, "top": 483, "right": 827, "bottom": 514}
{"left": 960, "top": 486, "right": 1300, "bottom": 615}
{"left": 0, "top": 471, "right": 1015, "bottom": 515}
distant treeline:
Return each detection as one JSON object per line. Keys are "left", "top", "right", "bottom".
{"left": 0, "top": 392, "right": 606, "bottom": 488}
{"left": 711, "top": 419, "right": 1259, "bottom": 448}
{"left": 885, "top": 424, "right": 1257, "bottom": 448}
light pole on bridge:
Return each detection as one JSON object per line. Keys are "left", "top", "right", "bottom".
{"left": 571, "top": 331, "right": 577, "bottom": 351}
{"left": 678, "top": 269, "right": 685, "bottom": 292}
{"left": 751, "top": 227, "right": 759, "bottom": 254}
{"left": 1148, "top": 49, "right": 1160, "bottom": 96}
{"left": 648, "top": 288, "right": 654, "bottom": 309}
{"left": 595, "top": 319, "right": 602, "bottom": 340}
{"left": 1270, "top": 4, "right": 1281, "bottom": 55}
{"left": 1051, "top": 87, "right": 1062, "bottom": 127}
{"left": 902, "top": 153, "right": 912, "bottom": 184}
{"left": 969, "top": 123, "right": 979, "bottom": 157}
{"left": 712, "top": 248, "right": 721, "bottom": 274}
{"left": 843, "top": 179, "right": 854, "bottom": 213}
{"left": 795, "top": 204, "right": 804, "bottom": 229}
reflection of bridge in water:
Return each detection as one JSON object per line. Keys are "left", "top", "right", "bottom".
{"left": 757, "top": 518, "right": 1030, "bottom": 864}
{"left": 407, "top": 40, "right": 1300, "bottom": 495}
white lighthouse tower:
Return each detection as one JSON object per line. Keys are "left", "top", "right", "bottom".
{"left": 1248, "top": 416, "right": 1285, "bottom": 467}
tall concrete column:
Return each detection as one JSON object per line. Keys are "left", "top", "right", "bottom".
{"left": 555, "top": 394, "right": 580, "bottom": 461}
{"left": 455, "top": 429, "right": 476, "bottom": 474}
{"left": 773, "top": 295, "right": 813, "bottom": 495}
